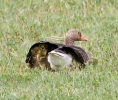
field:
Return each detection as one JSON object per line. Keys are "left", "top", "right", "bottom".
{"left": 0, "top": 0, "right": 118, "bottom": 100}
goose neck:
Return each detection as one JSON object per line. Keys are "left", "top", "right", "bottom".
{"left": 65, "top": 36, "right": 74, "bottom": 45}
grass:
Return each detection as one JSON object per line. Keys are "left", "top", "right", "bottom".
{"left": 0, "top": 0, "right": 118, "bottom": 99}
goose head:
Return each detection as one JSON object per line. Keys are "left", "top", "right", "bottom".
{"left": 65, "top": 29, "right": 88, "bottom": 45}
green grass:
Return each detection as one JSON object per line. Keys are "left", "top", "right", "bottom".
{"left": 0, "top": 0, "right": 118, "bottom": 100}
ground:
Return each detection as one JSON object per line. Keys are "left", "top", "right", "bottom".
{"left": 0, "top": 0, "right": 118, "bottom": 100}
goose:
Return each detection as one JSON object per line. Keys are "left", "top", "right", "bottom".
{"left": 26, "top": 29, "right": 88, "bottom": 71}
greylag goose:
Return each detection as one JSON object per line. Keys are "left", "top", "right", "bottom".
{"left": 26, "top": 29, "right": 88, "bottom": 71}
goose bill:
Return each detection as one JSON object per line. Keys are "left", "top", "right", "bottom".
{"left": 80, "top": 35, "right": 88, "bottom": 41}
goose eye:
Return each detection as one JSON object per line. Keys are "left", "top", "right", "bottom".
{"left": 78, "top": 32, "right": 81, "bottom": 37}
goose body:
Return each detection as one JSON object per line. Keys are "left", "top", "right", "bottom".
{"left": 48, "top": 45, "right": 88, "bottom": 70}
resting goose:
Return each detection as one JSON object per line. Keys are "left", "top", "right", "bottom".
{"left": 26, "top": 29, "right": 88, "bottom": 71}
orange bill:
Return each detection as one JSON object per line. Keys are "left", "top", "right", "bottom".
{"left": 80, "top": 35, "right": 88, "bottom": 41}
